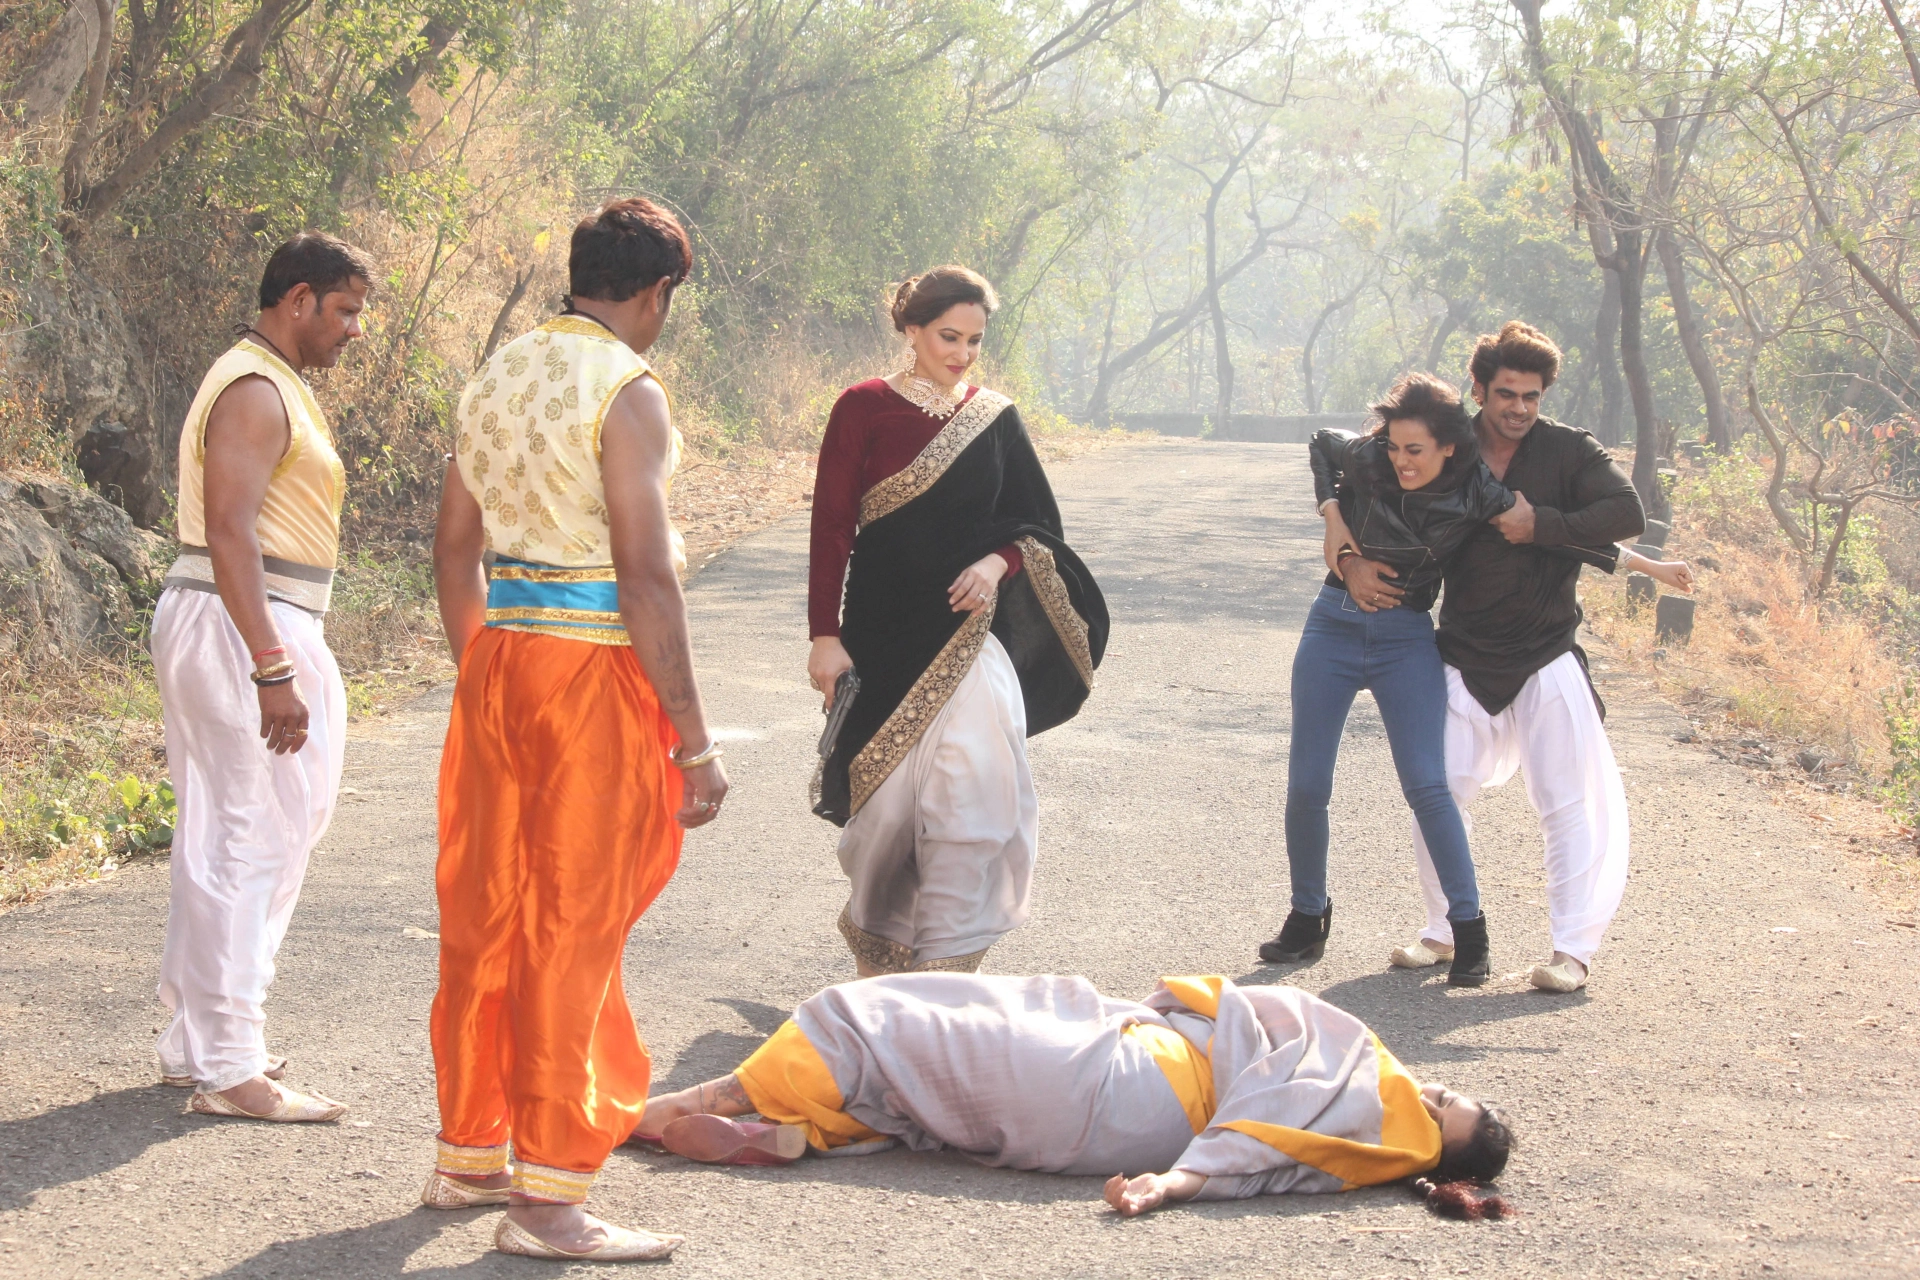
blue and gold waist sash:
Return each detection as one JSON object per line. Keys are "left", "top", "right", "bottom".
{"left": 485, "top": 557, "right": 627, "bottom": 645}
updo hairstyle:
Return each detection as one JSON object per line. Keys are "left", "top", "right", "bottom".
{"left": 1369, "top": 370, "right": 1476, "bottom": 455}
{"left": 891, "top": 266, "right": 999, "bottom": 333}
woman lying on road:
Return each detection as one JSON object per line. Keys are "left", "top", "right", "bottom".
{"left": 632, "top": 973, "right": 1512, "bottom": 1216}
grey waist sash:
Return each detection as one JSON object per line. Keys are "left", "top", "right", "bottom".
{"left": 162, "top": 546, "right": 335, "bottom": 615}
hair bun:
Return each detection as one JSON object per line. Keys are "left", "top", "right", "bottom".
{"left": 890, "top": 274, "right": 925, "bottom": 332}
{"left": 888, "top": 265, "right": 998, "bottom": 333}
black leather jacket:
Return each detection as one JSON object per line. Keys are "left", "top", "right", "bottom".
{"left": 1309, "top": 429, "right": 1517, "bottom": 613}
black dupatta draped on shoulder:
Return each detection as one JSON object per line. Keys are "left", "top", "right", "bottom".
{"left": 813, "top": 390, "right": 1108, "bottom": 827}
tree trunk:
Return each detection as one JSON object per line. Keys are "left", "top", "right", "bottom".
{"left": 9, "top": 0, "right": 120, "bottom": 125}
{"left": 480, "top": 268, "right": 534, "bottom": 366}
{"left": 1592, "top": 271, "right": 1623, "bottom": 446}
{"left": 68, "top": 0, "right": 307, "bottom": 229}
{"left": 1655, "top": 228, "right": 1732, "bottom": 452}
{"left": 1614, "top": 231, "right": 1668, "bottom": 520}
{"left": 1210, "top": 290, "right": 1234, "bottom": 430}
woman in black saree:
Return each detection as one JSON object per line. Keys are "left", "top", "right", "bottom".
{"left": 806, "top": 267, "right": 1107, "bottom": 975}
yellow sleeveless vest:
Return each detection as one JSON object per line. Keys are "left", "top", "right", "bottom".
{"left": 167, "top": 339, "right": 345, "bottom": 612}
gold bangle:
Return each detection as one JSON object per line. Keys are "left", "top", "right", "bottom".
{"left": 671, "top": 740, "right": 724, "bottom": 770}
{"left": 251, "top": 660, "right": 295, "bottom": 682}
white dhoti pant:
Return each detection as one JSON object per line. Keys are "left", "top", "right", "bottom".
{"left": 1411, "top": 651, "right": 1628, "bottom": 967}
{"left": 838, "top": 633, "right": 1038, "bottom": 968}
{"left": 152, "top": 587, "right": 345, "bottom": 1090}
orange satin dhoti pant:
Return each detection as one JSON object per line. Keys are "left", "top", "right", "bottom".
{"left": 430, "top": 627, "right": 683, "bottom": 1203}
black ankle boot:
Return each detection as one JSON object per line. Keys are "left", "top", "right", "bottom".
{"left": 1258, "top": 902, "right": 1331, "bottom": 964}
{"left": 1447, "top": 913, "right": 1491, "bottom": 986}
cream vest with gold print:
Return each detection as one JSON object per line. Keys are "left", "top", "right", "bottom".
{"left": 455, "top": 316, "right": 683, "bottom": 570}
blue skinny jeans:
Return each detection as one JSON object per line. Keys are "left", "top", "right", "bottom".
{"left": 1285, "top": 584, "right": 1481, "bottom": 922}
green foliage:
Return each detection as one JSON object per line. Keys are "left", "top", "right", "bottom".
{"left": 0, "top": 772, "right": 173, "bottom": 862}
{"left": 1886, "top": 679, "right": 1920, "bottom": 826}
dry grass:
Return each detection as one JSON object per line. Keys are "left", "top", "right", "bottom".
{"left": 1580, "top": 446, "right": 1920, "bottom": 912}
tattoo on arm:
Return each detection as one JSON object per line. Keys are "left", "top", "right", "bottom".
{"left": 713, "top": 1074, "right": 753, "bottom": 1114}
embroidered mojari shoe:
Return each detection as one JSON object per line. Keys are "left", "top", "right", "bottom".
{"left": 494, "top": 1216, "right": 683, "bottom": 1261}
{"left": 1389, "top": 939, "right": 1454, "bottom": 969}
{"left": 420, "top": 1170, "right": 511, "bottom": 1208}
{"left": 162, "top": 1056, "right": 287, "bottom": 1089}
{"left": 659, "top": 1114, "right": 807, "bottom": 1166}
{"left": 1529, "top": 959, "right": 1589, "bottom": 993}
{"left": 186, "top": 1079, "right": 346, "bottom": 1123}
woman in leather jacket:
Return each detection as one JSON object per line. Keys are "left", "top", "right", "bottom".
{"left": 1257, "top": 372, "right": 1510, "bottom": 985}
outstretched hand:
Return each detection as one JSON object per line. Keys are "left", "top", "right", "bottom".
{"left": 1102, "top": 1169, "right": 1207, "bottom": 1217}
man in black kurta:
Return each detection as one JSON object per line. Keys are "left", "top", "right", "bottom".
{"left": 1344, "top": 321, "right": 1642, "bottom": 994}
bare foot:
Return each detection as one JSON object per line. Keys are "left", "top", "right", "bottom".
{"left": 215, "top": 1075, "right": 280, "bottom": 1116}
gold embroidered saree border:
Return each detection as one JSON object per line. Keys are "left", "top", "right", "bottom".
{"left": 858, "top": 389, "right": 1014, "bottom": 527}
{"left": 846, "top": 601, "right": 996, "bottom": 816}
{"left": 1016, "top": 536, "right": 1094, "bottom": 690}
{"left": 837, "top": 904, "right": 912, "bottom": 973}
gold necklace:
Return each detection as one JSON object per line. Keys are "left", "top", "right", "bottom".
{"left": 894, "top": 370, "right": 966, "bottom": 420}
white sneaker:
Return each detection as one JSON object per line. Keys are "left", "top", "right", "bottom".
{"left": 1529, "top": 959, "right": 1588, "bottom": 992}
{"left": 1389, "top": 939, "right": 1454, "bottom": 969}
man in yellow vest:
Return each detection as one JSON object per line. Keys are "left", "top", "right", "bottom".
{"left": 154, "top": 232, "right": 370, "bottom": 1122}
{"left": 422, "top": 198, "right": 726, "bottom": 1261}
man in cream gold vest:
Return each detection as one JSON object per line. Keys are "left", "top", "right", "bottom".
{"left": 423, "top": 198, "right": 727, "bottom": 1262}
{"left": 153, "top": 232, "right": 371, "bottom": 1123}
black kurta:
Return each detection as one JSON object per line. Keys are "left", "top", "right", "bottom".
{"left": 1436, "top": 414, "right": 1644, "bottom": 714}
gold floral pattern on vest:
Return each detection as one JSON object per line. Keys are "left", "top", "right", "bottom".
{"left": 455, "top": 316, "right": 683, "bottom": 569}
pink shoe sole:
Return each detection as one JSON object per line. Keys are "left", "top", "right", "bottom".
{"left": 659, "top": 1114, "right": 807, "bottom": 1166}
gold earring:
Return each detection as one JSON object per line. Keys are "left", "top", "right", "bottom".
{"left": 901, "top": 344, "right": 918, "bottom": 377}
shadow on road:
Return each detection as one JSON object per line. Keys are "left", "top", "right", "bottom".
{"left": 204, "top": 1209, "right": 520, "bottom": 1278}
{"left": 1233, "top": 967, "right": 1578, "bottom": 1066}
{"left": 649, "top": 997, "right": 789, "bottom": 1094}
{"left": 0, "top": 1086, "right": 193, "bottom": 1209}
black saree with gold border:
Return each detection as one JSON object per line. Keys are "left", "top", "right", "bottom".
{"left": 813, "top": 389, "right": 1108, "bottom": 827}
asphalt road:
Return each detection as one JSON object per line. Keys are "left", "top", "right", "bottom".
{"left": 2, "top": 440, "right": 1917, "bottom": 1280}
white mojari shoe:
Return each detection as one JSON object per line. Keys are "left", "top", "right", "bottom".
{"left": 494, "top": 1216, "right": 684, "bottom": 1261}
{"left": 1529, "top": 959, "right": 1588, "bottom": 993}
{"left": 186, "top": 1078, "right": 346, "bottom": 1122}
{"left": 1389, "top": 939, "right": 1454, "bottom": 969}
{"left": 420, "top": 1169, "right": 511, "bottom": 1208}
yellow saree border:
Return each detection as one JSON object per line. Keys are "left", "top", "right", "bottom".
{"left": 736, "top": 1019, "right": 885, "bottom": 1152}
{"left": 846, "top": 599, "right": 996, "bottom": 816}
{"left": 1219, "top": 1034, "right": 1441, "bottom": 1189}
{"left": 435, "top": 1138, "right": 508, "bottom": 1177}
{"left": 1126, "top": 1022, "right": 1216, "bottom": 1135}
{"left": 858, "top": 388, "right": 1014, "bottom": 527}
{"left": 1016, "top": 536, "right": 1094, "bottom": 690}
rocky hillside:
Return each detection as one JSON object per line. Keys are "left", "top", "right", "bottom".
{"left": 0, "top": 474, "right": 170, "bottom": 656}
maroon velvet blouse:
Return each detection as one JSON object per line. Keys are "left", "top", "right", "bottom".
{"left": 808, "top": 378, "right": 1023, "bottom": 637}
